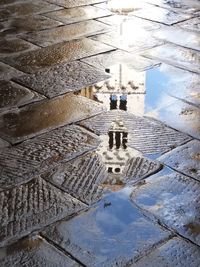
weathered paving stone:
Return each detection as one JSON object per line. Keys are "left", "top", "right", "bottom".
{"left": 0, "top": 94, "right": 105, "bottom": 143}
{"left": 44, "top": 5, "right": 112, "bottom": 24}
{"left": 0, "top": 80, "right": 44, "bottom": 111}
{"left": 178, "top": 17, "right": 200, "bottom": 33}
{"left": 159, "top": 140, "right": 200, "bottom": 181}
{"left": 142, "top": 43, "right": 200, "bottom": 74}
{"left": 42, "top": 152, "right": 107, "bottom": 205}
{"left": 22, "top": 20, "right": 111, "bottom": 48}
{"left": 43, "top": 189, "right": 171, "bottom": 267}
{"left": 133, "top": 6, "right": 192, "bottom": 25}
{"left": 0, "top": 15, "right": 63, "bottom": 37}
{"left": 0, "top": 1, "right": 62, "bottom": 21}
{"left": 153, "top": 27, "right": 200, "bottom": 52}
{"left": 0, "top": 125, "right": 100, "bottom": 189}
{"left": 79, "top": 110, "right": 191, "bottom": 155}
{"left": 0, "top": 177, "right": 86, "bottom": 247}
{"left": 147, "top": 98, "right": 200, "bottom": 139}
{"left": 0, "top": 138, "right": 9, "bottom": 149}
{"left": 130, "top": 237, "right": 200, "bottom": 267}
{"left": 46, "top": 0, "right": 104, "bottom": 8}
{"left": 2, "top": 38, "right": 114, "bottom": 74}
{"left": 0, "top": 38, "right": 38, "bottom": 58}
{"left": 131, "top": 172, "right": 200, "bottom": 246}
{"left": 14, "top": 61, "right": 109, "bottom": 97}
{"left": 0, "top": 62, "right": 24, "bottom": 81}
{"left": 0, "top": 236, "right": 81, "bottom": 267}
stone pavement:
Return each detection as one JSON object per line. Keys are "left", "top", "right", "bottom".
{"left": 0, "top": 0, "right": 200, "bottom": 266}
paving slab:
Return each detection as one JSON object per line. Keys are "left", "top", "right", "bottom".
{"left": 131, "top": 172, "right": 200, "bottom": 246}
{"left": 0, "top": 62, "right": 24, "bottom": 81}
{"left": 178, "top": 17, "right": 200, "bottom": 33}
{"left": 0, "top": 125, "right": 100, "bottom": 190}
{"left": 130, "top": 237, "right": 200, "bottom": 267}
{"left": 2, "top": 38, "right": 114, "bottom": 74}
{"left": 0, "top": 138, "right": 10, "bottom": 149}
{"left": 79, "top": 110, "right": 191, "bottom": 155}
{"left": 14, "top": 61, "right": 109, "bottom": 97}
{"left": 46, "top": 0, "right": 106, "bottom": 8}
{"left": 22, "top": 20, "right": 111, "bottom": 47}
{"left": 147, "top": 98, "right": 200, "bottom": 139}
{"left": 44, "top": 5, "right": 112, "bottom": 24}
{"left": 133, "top": 6, "right": 192, "bottom": 25}
{"left": 0, "top": 177, "right": 86, "bottom": 247}
{"left": 43, "top": 189, "right": 171, "bottom": 267}
{"left": 0, "top": 236, "right": 81, "bottom": 267}
{"left": 0, "top": 94, "right": 105, "bottom": 143}
{"left": 159, "top": 140, "right": 200, "bottom": 181}
{"left": 0, "top": 1, "right": 62, "bottom": 22}
{"left": 0, "top": 80, "right": 45, "bottom": 111}
{"left": 142, "top": 43, "right": 200, "bottom": 74}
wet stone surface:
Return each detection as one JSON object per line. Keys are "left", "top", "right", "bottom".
{"left": 0, "top": 62, "right": 24, "bottom": 81}
{"left": 14, "top": 61, "right": 109, "bottom": 97}
{"left": 0, "top": 177, "right": 86, "bottom": 247}
{"left": 22, "top": 20, "right": 112, "bottom": 48}
{"left": 159, "top": 140, "right": 200, "bottom": 180}
{"left": 131, "top": 171, "right": 200, "bottom": 246}
{"left": 178, "top": 17, "right": 200, "bottom": 33}
{"left": 0, "top": 236, "right": 81, "bottom": 267}
{"left": 2, "top": 38, "right": 114, "bottom": 74}
{"left": 43, "top": 189, "right": 171, "bottom": 267}
{"left": 0, "top": 125, "right": 99, "bottom": 189}
{"left": 46, "top": 0, "right": 105, "bottom": 8}
{"left": 0, "top": 138, "right": 10, "bottom": 149}
{"left": 0, "top": 94, "right": 105, "bottom": 143}
{"left": 130, "top": 237, "right": 200, "bottom": 267}
{"left": 0, "top": 80, "right": 44, "bottom": 111}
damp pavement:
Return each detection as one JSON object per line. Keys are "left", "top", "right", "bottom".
{"left": 0, "top": 0, "right": 200, "bottom": 266}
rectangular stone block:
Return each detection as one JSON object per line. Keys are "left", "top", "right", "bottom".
{"left": 0, "top": 62, "right": 24, "bottom": 81}
{"left": 46, "top": 0, "right": 104, "bottom": 8}
{"left": 178, "top": 17, "right": 200, "bottom": 33}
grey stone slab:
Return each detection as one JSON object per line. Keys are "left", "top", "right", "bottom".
{"left": 131, "top": 172, "right": 200, "bottom": 246}
{"left": 43, "top": 189, "right": 171, "bottom": 267}
{"left": 46, "top": 0, "right": 105, "bottom": 8}
{"left": 0, "top": 62, "right": 24, "bottom": 81}
{"left": 0, "top": 94, "right": 105, "bottom": 143}
{"left": 133, "top": 6, "right": 192, "bottom": 25}
{"left": 159, "top": 140, "right": 200, "bottom": 180}
{"left": 130, "top": 237, "right": 200, "bottom": 267}
{"left": 178, "top": 17, "right": 200, "bottom": 33}
{"left": 0, "top": 236, "right": 81, "bottom": 267}
{"left": 0, "top": 1, "right": 62, "bottom": 21}
{"left": 142, "top": 43, "right": 200, "bottom": 74}
{"left": 44, "top": 5, "right": 112, "bottom": 25}
{"left": 2, "top": 38, "right": 114, "bottom": 74}
{"left": 147, "top": 98, "right": 200, "bottom": 139}
{"left": 0, "top": 38, "right": 38, "bottom": 58}
{"left": 14, "top": 61, "right": 109, "bottom": 97}
{"left": 0, "top": 15, "right": 63, "bottom": 37}
{"left": 0, "top": 177, "right": 86, "bottom": 247}
{"left": 153, "top": 27, "right": 200, "bottom": 52}
{"left": 0, "top": 138, "right": 9, "bottom": 149}
{"left": 0, "top": 125, "right": 100, "bottom": 190}
{"left": 0, "top": 80, "right": 44, "bottom": 111}
{"left": 22, "top": 20, "right": 111, "bottom": 48}
{"left": 79, "top": 110, "right": 191, "bottom": 155}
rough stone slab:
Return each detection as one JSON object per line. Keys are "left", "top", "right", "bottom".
{"left": 153, "top": 27, "right": 200, "bottom": 52}
{"left": 0, "top": 1, "right": 62, "bottom": 21}
{"left": 130, "top": 237, "right": 200, "bottom": 267}
{"left": 0, "top": 38, "right": 39, "bottom": 58}
{"left": 0, "top": 177, "right": 86, "bottom": 247}
{"left": 0, "top": 15, "right": 63, "bottom": 37}
{"left": 131, "top": 172, "right": 200, "bottom": 246}
{"left": 0, "top": 80, "right": 45, "bottom": 111}
{"left": 133, "top": 6, "right": 192, "bottom": 25}
{"left": 147, "top": 98, "right": 200, "bottom": 139}
{"left": 14, "top": 61, "right": 109, "bottom": 97}
{"left": 79, "top": 110, "right": 191, "bottom": 155}
{"left": 43, "top": 189, "right": 171, "bottom": 267}
{"left": 44, "top": 5, "right": 112, "bottom": 24}
{"left": 0, "top": 125, "right": 100, "bottom": 190}
{"left": 0, "top": 94, "right": 105, "bottom": 143}
{"left": 178, "top": 17, "right": 200, "bottom": 33}
{"left": 0, "top": 138, "right": 9, "bottom": 149}
{"left": 2, "top": 38, "right": 114, "bottom": 74}
{"left": 46, "top": 0, "right": 105, "bottom": 8}
{"left": 0, "top": 235, "right": 81, "bottom": 267}
{"left": 22, "top": 20, "right": 112, "bottom": 48}
{"left": 159, "top": 140, "right": 200, "bottom": 181}
{"left": 142, "top": 43, "right": 200, "bottom": 74}
{"left": 0, "top": 62, "right": 24, "bottom": 81}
